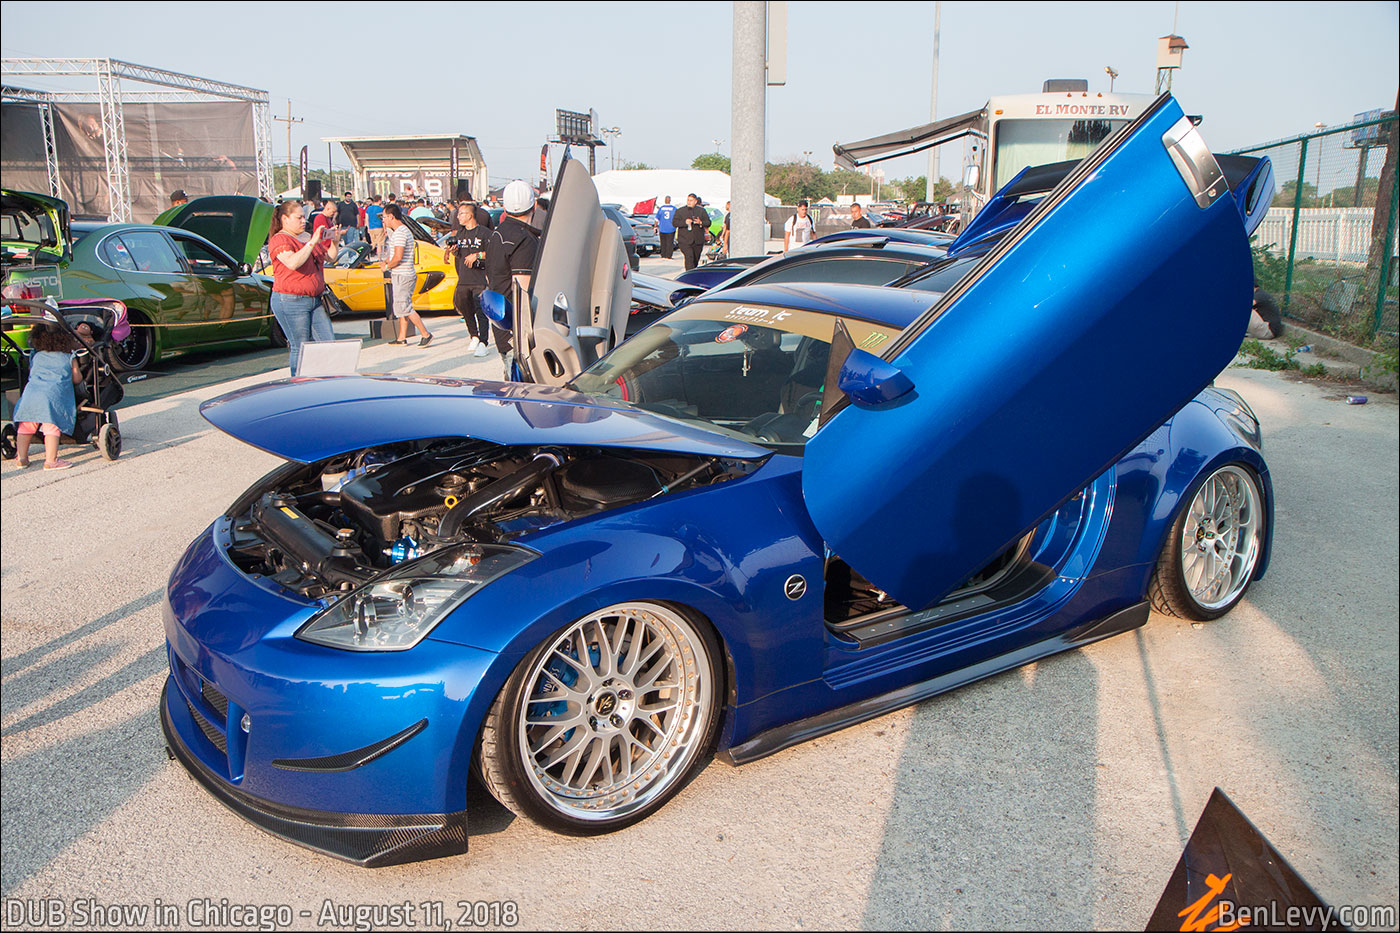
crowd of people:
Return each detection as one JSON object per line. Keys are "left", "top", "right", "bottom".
{"left": 171, "top": 182, "right": 744, "bottom": 377}
{"left": 252, "top": 181, "right": 538, "bottom": 379}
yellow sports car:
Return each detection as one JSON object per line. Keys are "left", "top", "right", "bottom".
{"left": 320, "top": 217, "right": 457, "bottom": 314}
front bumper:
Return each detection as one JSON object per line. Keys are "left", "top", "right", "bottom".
{"left": 162, "top": 682, "right": 466, "bottom": 867}
{"left": 161, "top": 519, "right": 501, "bottom": 865}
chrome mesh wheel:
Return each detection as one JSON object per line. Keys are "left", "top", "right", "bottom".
{"left": 514, "top": 603, "right": 713, "bottom": 822}
{"left": 1178, "top": 464, "right": 1264, "bottom": 612}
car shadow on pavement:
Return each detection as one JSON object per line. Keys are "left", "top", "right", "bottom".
{"left": 0, "top": 696, "right": 166, "bottom": 896}
{"left": 0, "top": 588, "right": 163, "bottom": 679}
{"left": 860, "top": 650, "right": 1101, "bottom": 930}
{"left": 2, "top": 644, "right": 166, "bottom": 738}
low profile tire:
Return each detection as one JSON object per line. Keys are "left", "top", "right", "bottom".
{"left": 1, "top": 423, "right": 16, "bottom": 460}
{"left": 477, "top": 601, "right": 722, "bottom": 835}
{"left": 1149, "top": 463, "right": 1266, "bottom": 621}
{"left": 108, "top": 315, "right": 153, "bottom": 371}
{"left": 98, "top": 422, "right": 121, "bottom": 460}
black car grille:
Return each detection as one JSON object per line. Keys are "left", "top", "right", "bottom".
{"left": 200, "top": 679, "right": 229, "bottom": 722}
{"left": 186, "top": 699, "right": 228, "bottom": 754}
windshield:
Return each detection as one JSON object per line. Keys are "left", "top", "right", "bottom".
{"left": 571, "top": 302, "right": 901, "bottom": 448}
{"left": 992, "top": 117, "right": 1127, "bottom": 189}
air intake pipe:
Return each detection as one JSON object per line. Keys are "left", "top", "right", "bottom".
{"left": 438, "top": 451, "right": 563, "bottom": 538}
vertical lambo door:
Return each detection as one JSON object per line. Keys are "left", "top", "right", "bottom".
{"left": 520, "top": 158, "right": 633, "bottom": 386}
{"left": 802, "top": 95, "right": 1255, "bottom": 613}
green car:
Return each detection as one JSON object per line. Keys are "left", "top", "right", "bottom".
{"left": 5, "top": 191, "right": 281, "bottom": 371}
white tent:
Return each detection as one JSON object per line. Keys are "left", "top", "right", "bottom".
{"left": 586, "top": 169, "right": 780, "bottom": 212}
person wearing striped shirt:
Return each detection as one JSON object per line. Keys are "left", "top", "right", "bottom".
{"left": 379, "top": 204, "right": 434, "bottom": 347}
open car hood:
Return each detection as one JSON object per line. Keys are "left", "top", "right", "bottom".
{"left": 1, "top": 188, "right": 72, "bottom": 265}
{"left": 200, "top": 375, "right": 770, "bottom": 463}
{"left": 155, "top": 195, "right": 273, "bottom": 267}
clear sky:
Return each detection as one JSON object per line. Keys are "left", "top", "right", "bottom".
{"left": 2, "top": 0, "right": 1396, "bottom": 186}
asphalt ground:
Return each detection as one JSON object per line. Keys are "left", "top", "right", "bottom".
{"left": 1, "top": 267, "right": 1396, "bottom": 930}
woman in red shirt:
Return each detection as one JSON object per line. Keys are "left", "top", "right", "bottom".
{"left": 267, "top": 200, "right": 339, "bottom": 372}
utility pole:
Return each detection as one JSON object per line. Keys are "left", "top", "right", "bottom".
{"left": 926, "top": 1, "right": 941, "bottom": 200}
{"left": 731, "top": 1, "right": 768, "bottom": 257}
{"left": 272, "top": 100, "right": 302, "bottom": 195}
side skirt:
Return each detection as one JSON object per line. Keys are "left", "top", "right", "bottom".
{"left": 719, "top": 601, "right": 1148, "bottom": 766}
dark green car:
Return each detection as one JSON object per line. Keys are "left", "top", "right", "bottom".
{"left": 7, "top": 193, "right": 281, "bottom": 371}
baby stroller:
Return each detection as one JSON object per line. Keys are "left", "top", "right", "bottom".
{"left": 701, "top": 228, "right": 728, "bottom": 265}
{"left": 1, "top": 293, "right": 129, "bottom": 462}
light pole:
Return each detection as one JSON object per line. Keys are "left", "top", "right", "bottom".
{"left": 802, "top": 150, "right": 812, "bottom": 164}
{"left": 712, "top": 138, "right": 725, "bottom": 153}
{"left": 601, "top": 126, "right": 622, "bottom": 170}
{"left": 1105, "top": 65, "right": 1118, "bottom": 92}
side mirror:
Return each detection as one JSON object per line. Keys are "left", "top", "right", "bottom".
{"left": 836, "top": 347, "right": 915, "bottom": 408}
{"left": 668, "top": 286, "right": 704, "bottom": 308}
{"left": 237, "top": 262, "right": 252, "bottom": 276}
{"left": 963, "top": 164, "right": 980, "bottom": 190}
{"left": 481, "top": 289, "right": 510, "bottom": 324}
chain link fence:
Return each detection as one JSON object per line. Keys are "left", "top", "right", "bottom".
{"left": 1231, "top": 111, "right": 1399, "bottom": 350}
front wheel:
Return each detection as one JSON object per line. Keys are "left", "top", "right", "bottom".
{"left": 1149, "top": 464, "right": 1266, "bottom": 620}
{"left": 477, "top": 601, "right": 721, "bottom": 834}
{"left": 97, "top": 422, "right": 121, "bottom": 460}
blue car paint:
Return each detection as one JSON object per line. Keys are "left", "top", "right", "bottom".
{"left": 199, "top": 376, "right": 770, "bottom": 464}
{"left": 162, "top": 95, "right": 1276, "bottom": 864}
{"left": 802, "top": 97, "right": 1255, "bottom": 610}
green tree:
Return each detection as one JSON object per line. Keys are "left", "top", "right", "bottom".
{"left": 827, "top": 168, "right": 875, "bottom": 197}
{"left": 764, "top": 160, "right": 828, "bottom": 205}
{"left": 692, "top": 153, "right": 732, "bottom": 173}
{"left": 1273, "top": 180, "right": 1320, "bottom": 208}
{"left": 893, "top": 175, "right": 927, "bottom": 201}
{"left": 619, "top": 160, "right": 656, "bottom": 170}
{"left": 272, "top": 164, "right": 353, "bottom": 197}
{"left": 930, "top": 176, "right": 956, "bottom": 202}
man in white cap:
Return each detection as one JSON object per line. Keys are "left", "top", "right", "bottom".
{"left": 484, "top": 180, "right": 541, "bottom": 378}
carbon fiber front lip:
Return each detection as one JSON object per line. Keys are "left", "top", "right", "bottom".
{"left": 160, "top": 681, "right": 466, "bottom": 867}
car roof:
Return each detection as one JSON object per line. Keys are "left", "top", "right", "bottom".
{"left": 810, "top": 228, "right": 954, "bottom": 249}
{"left": 689, "top": 282, "right": 936, "bottom": 330}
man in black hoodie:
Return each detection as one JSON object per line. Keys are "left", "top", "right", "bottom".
{"left": 672, "top": 193, "right": 709, "bottom": 271}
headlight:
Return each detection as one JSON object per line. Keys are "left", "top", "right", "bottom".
{"left": 296, "top": 544, "right": 536, "bottom": 651}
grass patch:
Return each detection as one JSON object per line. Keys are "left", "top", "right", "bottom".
{"left": 1237, "top": 339, "right": 1301, "bottom": 371}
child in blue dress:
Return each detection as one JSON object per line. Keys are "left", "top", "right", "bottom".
{"left": 12, "top": 322, "right": 82, "bottom": 470}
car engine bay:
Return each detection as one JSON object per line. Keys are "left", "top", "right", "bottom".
{"left": 223, "top": 438, "right": 753, "bottom": 598}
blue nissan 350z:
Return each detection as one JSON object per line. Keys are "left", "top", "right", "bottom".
{"left": 162, "top": 95, "right": 1277, "bottom": 865}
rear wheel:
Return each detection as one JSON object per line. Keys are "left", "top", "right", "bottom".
{"left": 477, "top": 601, "right": 721, "bottom": 835}
{"left": 1149, "top": 464, "right": 1265, "bottom": 620}
{"left": 1, "top": 423, "right": 16, "bottom": 460}
{"left": 108, "top": 314, "right": 153, "bottom": 371}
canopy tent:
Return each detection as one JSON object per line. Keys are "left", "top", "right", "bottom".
{"left": 325, "top": 135, "right": 487, "bottom": 203}
{"left": 586, "top": 169, "right": 780, "bottom": 213}
{"left": 832, "top": 108, "right": 984, "bottom": 169}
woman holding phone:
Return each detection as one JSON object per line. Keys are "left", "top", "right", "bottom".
{"left": 267, "top": 200, "right": 339, "bottom": 372}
